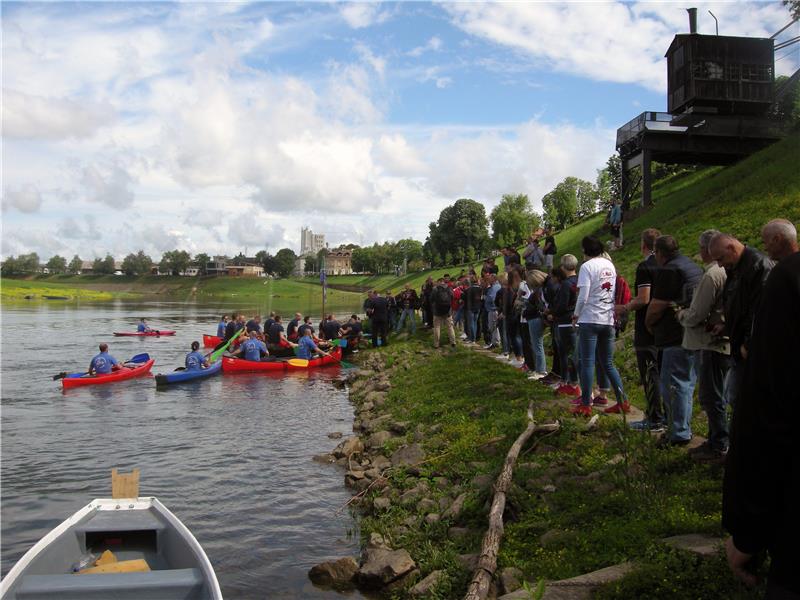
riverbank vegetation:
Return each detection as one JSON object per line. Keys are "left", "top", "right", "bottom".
{"left": 339, "top": 334, "right": 759, "bottom": 598}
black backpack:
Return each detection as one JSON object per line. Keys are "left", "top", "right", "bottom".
{"left": 432, "top": 285, "right": 452, "bottom": 309}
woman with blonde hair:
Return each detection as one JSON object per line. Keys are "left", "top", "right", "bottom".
{"left": 523, "top": 269, "right": 549, "bottom": 378}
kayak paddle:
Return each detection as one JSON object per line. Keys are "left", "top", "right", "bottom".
{"left": 209, "top": 328, "right": 246, "bottom": 362}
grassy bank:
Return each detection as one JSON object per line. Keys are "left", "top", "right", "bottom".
{"left": 344, "top": 334, "right": 758, "bottom": 599}
{"left": 1, "top": 274, "right": 364, "bottom": 314}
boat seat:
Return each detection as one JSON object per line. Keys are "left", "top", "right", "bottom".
{"left": 14, "top": 568, "right": 206, "bottom": 600}
{"left": 76, "top": 509, "right": 166, "bottom": 535}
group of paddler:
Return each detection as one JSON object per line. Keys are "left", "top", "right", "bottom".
{"left": 76, "top": 310, "right": 364, "bottom": 383}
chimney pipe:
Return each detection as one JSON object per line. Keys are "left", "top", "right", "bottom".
{"left": 687, "top": 8, "right": 698, "bottom": 33}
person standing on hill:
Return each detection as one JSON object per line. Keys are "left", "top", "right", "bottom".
{"left": 676, "top": 230, "right": 731, "bottom": 461}
{"left": 385, "top": 291, "right": 398, "bottom": 330}
{"left": 708, "top": 233, "right": 773, "bottom": 407}
{"left": 431, "top": 277, "right": 456, "bottom": 349}
{"left": 463, "top": 275, "right": 483, "bottom": 344}
{"left": 617, "top": 228, "right": 665, "bottom": 432}
{"left": 722, "top": 240, "right": 800, "bottom": 598}
{"left": 543, "top": 230, "right": 557, "bottom": 269}
{"left": 572, "top": 236, "right": 628, "bottom": 416}
{"left": 482, "top": 272, "right": 501, "bottom": 349}
{"left": 761, "top": 219, "right": 798, "bottom": 261}
{"left": 395, "top": 284, "right": 419, "bottom": 335}
{"left": 523, "top": 237, "right": 544, "bottom": 270}
{"left": 367, "top": 292, "right": 389, "bottom": 348}
{"left": 421, "top": 276, "right": 434, "bottom": 328}
{"left": 608, "top": 200, "right": 623, "bottom": 249}
{"left": 645, "top": 235, "right": 703, "bottom": 445}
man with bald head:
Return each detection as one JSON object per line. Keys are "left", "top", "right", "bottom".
{"left": 709, "top": 232, "right": 773, "bottom": 407}
{"left": 761, "top": 219, "right": 798, "bottom": 262}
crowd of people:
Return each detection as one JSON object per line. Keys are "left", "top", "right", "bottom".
{"left": 355, "top": 216, "right": 797, "bottom": 597}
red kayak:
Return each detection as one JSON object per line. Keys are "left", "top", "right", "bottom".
{"left": 62, "top": 359, "right": 155, "bottom": 389}
{"left": 113, "top": 330, "right": 175, "bottom": 337}
{"left": 203, "top": 334, "right": 222, "bottom": 347}
{"left": 222, "top": 347, "right": 342, "bottom": 373}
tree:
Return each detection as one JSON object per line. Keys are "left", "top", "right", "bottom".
{"left": 122, "top": 250, "right": 153, "bottom": 276}
{"left": 1, "top": 256, "right": 19, "bottom": 276}
{"left": 93, "top": 254, "right": 115, "bottom": 274}
{"left": 772, "top": 74, "right": 800, "bottom": 126}
{"left": 443, "top": 251, "right": 453, "bottom": 266}
{"left": 426, "top": 199, "right": 491, "bottom": 265}
{"left": 159, "top": 250, "right": 191, "bottom": 276}
{"left": 16, "top": 252, "right": 40, "bottom": 273}
{"left": 273, "top": 248, "right": 297, "bottom": 278}
{"left": 68, "top": 255, "right": 83, "bottom": 274}
{"left": 575, "top": 179, "right": 597, "bottom": 219}
{"left": 46, "top": 255, "right": 67, "bottom": 274}
{"left": 784, "top": 0, "right": 800, "bottom": 19}
{"left": 255, "top": 250, "right": 278, "bottom": 276}
{"left": 194, "top": 253, "right": 210, "bottom": 275}
{"left": 490, "top": 194, "right": 541, "bottom": 247}
{"left": 595, "top": 155, "right": 622, "bottom": 213}
{"left": 304, "top": 256, "right": 316, "bottom": 273}
{"left": 541, "top": 178, "right": 582, "bottom": 230}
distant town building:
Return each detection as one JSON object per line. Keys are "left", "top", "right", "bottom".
{"left": 206, "top": 256, "right": 228, "bottom": 276}
{"left": 226, "top": 263, "right": 264, "bottom": 277}
{"left": 325, "top": 247, "right": 353, "bottom": 276}
{"left": 300, "top": 227, "right": 326, "bottom": 256}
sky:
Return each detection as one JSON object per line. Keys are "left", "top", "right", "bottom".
{"left": 2, "top": 1, "right": 797, "bottom": 261}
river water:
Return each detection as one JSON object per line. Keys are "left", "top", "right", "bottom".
{"left": 1, "top": 301, "right": 365, "bottom": 598}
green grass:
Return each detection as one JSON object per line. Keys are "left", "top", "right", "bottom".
{"left": 349, "top": 335, "right": 753, "bottom": 599}
{"left": 1, "top": 274, "right": 365, "bottom": 314}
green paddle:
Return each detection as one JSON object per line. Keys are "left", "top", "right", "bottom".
{"left": 209, "top": 328, "right": 246, "bottom": 362}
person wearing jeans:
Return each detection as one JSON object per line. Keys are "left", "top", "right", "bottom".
{"left": 676, "top": 229, "right": 731, "bottom": 460}
{"left": 572, "top": 236, "right": 627, "bottom": 416}
{"left": 645, "top": 235, "right": 703, "bottom": 444}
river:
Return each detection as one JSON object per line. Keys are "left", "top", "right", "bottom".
{"left": 1, "top": 301, "right": 366, "bottom": 598}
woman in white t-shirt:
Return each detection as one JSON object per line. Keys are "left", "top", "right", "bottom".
{"left": 571, "top": 236, "right": 628, "bottom": 416}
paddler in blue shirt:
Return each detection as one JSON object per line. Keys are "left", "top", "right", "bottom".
{"left": 217, "top": 315, "right": 228, "bottom": 338}
{"left": 296, "top": 328, "right": 330, "bottom": 360}
{"left": 89, "top": 343, "right": 123, "bottom": 375}
{"left": 234, "top": 331, "right": 269, "bottom": 361}
{"left": 185, "top": 341, "right": 209, "bottom": 370}
{"left": 137, "top": 318, "right": 152, "bottom": 333}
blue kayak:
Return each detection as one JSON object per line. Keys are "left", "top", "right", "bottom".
{"left": 154, "top": 360, "right": 222, "bottom": 386}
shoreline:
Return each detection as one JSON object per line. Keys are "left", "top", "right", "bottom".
{"left": 309, "top": 332, "right": 743, "bottom": 599}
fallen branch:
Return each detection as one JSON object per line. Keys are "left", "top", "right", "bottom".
{"left": 463, "top": 407, "right": 561, "bottom": 600}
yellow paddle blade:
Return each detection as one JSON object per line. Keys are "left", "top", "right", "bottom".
{"left": 287, "top": 358, "right": 309, "bottom": 367}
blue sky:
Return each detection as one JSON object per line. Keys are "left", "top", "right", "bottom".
{"left": 2, "top": 1, "right": 797, "bottom": 260}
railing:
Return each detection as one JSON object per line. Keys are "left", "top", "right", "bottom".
{"left": 616, "top": 112, "right": 684, "bottom": 147}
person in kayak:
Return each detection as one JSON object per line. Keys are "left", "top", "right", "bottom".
{"left": 245, "top": 315, "right": 262, "bottom": 336}
{"left": 266, "top": 314, "right": 298, "bottom": 357}
{"left": 216, "top": 315, "right": 228, "bottom": 338}
{"left": 296, "top": 328, "right": 331, "bottom": 360}
{"left": 233, "top": 331, "right": 270, "bottom": 361}
{"left": 287, "top": 312, "right": 303, "bottom": 341}
{"left": 185, "top": 341, "right": 210, "bottom": 370}
{"left": 89, "top": 343, "right": 123, "bottom": 375}
{"left": 225, "top": 313, "right": 245, "bottom": 341}
{"left": 137, "top": 318, "right": 152, "bottom": 333}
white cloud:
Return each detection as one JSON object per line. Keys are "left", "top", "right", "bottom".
{"left": 339, "top": 3, "right": 388, "bottom": 29}
{"left": 408, "top": 36, "right": 443, "bottom": 57}
{"left": 55, "top": 215, "right": 101, "bottom": 240}
{"left": 2, "top": 89, "right": 116, "bottom": 140}
{"left": 445, "top": 2, "right": 792, "bottom": 92}
{"left": 420, "top": 67, "right": 453, "bottom": 89}
{"left": 80, "top": 159, "right": 136, "bottom": 208}
{"left": 2, "top": 184, "right": 43, "bottom": 213}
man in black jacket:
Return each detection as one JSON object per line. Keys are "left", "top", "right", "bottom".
{"left": 709, "top": 233, "right": 773, "bottom": 406}
{"left": 723, "top": 247, "right": 800, "bottom": 598}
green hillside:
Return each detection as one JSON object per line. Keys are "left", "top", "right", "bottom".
{"left": 322, "top": 130, "right": 799, "bottom": 292}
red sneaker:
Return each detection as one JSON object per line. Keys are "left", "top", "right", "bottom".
{"left": 571, "top": 404, "right": 592, "bottom": 417}
{"left": 556, "top": 384, "right": 581, "bottom": 396}
{"left": 592, "top": 396, "right": 609, "bottom": 407}
{"left": 603, "top": 401, "right": 631, "bottom": 414}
